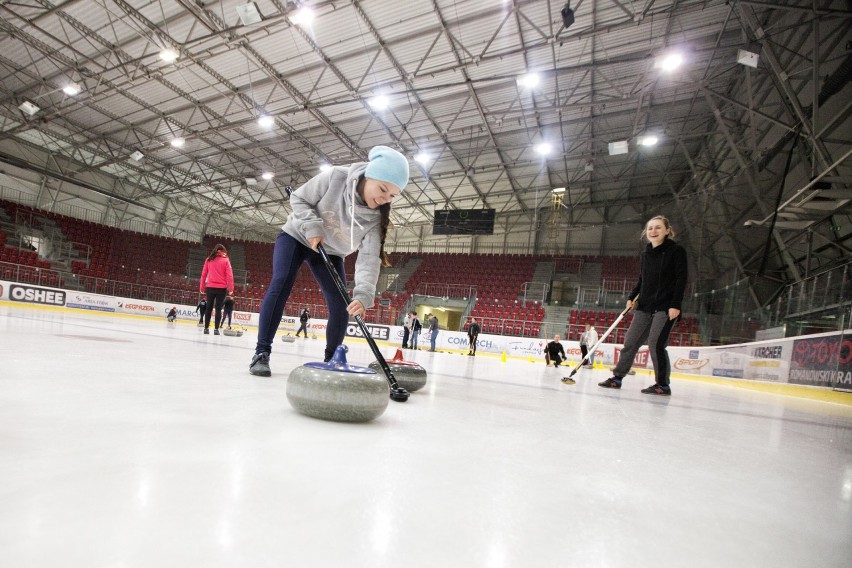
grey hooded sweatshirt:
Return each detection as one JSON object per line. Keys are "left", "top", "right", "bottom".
{"left": 282, "top": 162, "right": 383, "bottom": 309}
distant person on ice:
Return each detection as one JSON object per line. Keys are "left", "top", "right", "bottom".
{"left": 467, "top": 317, "right": 481, "bottom": 356}
{"left": 295, "top": 308, "right": 310, "bottom": 338}
{"left": 580, "top": 323, "right": 598, "bottom": 367}
{"left": 222, "top": 295, "right": 235, "bottom": 329}
{"left": 545, "top": 335, "right": 566, "bottom": 367}
{"left": 194, "top": 297, "right": 207, "bottom": 326}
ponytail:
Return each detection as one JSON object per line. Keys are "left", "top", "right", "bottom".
{"left": 378, "top": 203, "right": 392, "bottom": 268}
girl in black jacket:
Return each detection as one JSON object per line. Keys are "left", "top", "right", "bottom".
{"left": 599, "top": 215, "right": 688, "bottom": 395}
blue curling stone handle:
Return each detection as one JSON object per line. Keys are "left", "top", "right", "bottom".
{"left": 303, "top": 344, "right": 377, "bottom": 375}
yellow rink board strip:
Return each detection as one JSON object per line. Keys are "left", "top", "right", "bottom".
{"left": 3, "top": 300, "right": 850, "bottom": 407}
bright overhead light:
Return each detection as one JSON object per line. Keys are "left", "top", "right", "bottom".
{"left": 517, "top": 73, "right": 540, "bottom": 88}
{"left": 415, "top": 152, "right": 431, "bottom": 165}
{"left": 319, "top": 163, "right": 332, "bottom": 173}
{"left": 170, "top": 137, "right": 185, "bottom": 148}
{"left": 551, "top": 187, "right": 566, "bottom": 194}
{"left": 62, "top": 83, "right": 81, "bottom": 96}
{"left": 290, "top": 7, "right": 314, "bottom": 26}
{"left": 159, "top": 48, "right": 179, "bottom": 63}
{"left": 534, "top": 142, "right": 552, "bottom": 156}
{"left": 261, "top": 171, "right": 274, "bottom": 180}
{"left": 257, "top": 115, "right": 275, "bottom": 128}
{"left": 656, "top": 53, "right": 683, "bottom": 72}
{"left": 639, "top": 135, "right": 659, "bottom": 147}
{"left": 368, "top": 95, "right": 389, "bottom": 110}
{"left": 18, "top": 101, "right": 40, "bottom": 116}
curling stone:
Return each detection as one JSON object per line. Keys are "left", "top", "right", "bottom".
{"left": 286, "top": 345, "right": 389, "bottom": 422}
{"left": 223, "top": 327, "right": 243, "bottom": 337}
{"left": 368, "top": 349, "right": 427, "bottom": 392}
{"left": 281, "top": 333, "right": 296, "bottom": 343}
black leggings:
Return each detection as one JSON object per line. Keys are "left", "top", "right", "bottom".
{"left": 204, "top": 288, "right": 227, "bottom": 330}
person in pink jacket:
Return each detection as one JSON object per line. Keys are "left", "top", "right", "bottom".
{"left": 199, "top": 244, "right": 234, "bottom": 335}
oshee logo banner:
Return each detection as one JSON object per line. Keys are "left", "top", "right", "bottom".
{"left": 346, "top": 323, "right": 390, "bottom": 341}
{"left": 789, "top": 333, "right": 852, "bottom": 388}
{"left": 9, "top": 284, "right": 65, "bottom": 306}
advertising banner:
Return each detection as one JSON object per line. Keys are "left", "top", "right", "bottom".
{"left": 742, "top": 342, "right": 790, "bottom": 382}
{"left": 614, "top": 346, "right": 651, "bottom": 369}
{"left": 0, "top": 281, "right": 6, "bottom": 301}
{"left": 672, "top": 348, "right": 712, "bottom": 375}
{"left": 8, "top": 283, "right": 66, "bottom": 307}
{"left": 710, "top": 348, "right": 747, "bottom": 379}
{"left": 116, "top": 300, "right": 158, "bottom": 316}
{"left": 66, "top": 291, "right": 116, "bottom": 312}
{"left": 788, "top": 333, "right": 852, "bottom": 388}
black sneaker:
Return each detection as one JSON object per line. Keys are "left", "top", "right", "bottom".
{"left": 203, "top": 328, "right": 209, "bottom": 335}
{"left": 250, "top": 352, "right": 271, "bottom": 377}
{"left": 214, "top": 329, "right": 220, "bottom": 336}
{"left": 598, "top": 377, "right": 622, "bottom": 389}
{"left": 641, "top": 384, "right": 671, "bottom": 396}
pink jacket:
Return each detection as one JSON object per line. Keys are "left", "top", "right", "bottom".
{"left": 200, "top": 253, "right": 234, "bottom": 292}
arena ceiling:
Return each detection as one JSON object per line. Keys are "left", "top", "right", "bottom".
{"left": 0, "top": 0, "right": 850, "bottom": 296}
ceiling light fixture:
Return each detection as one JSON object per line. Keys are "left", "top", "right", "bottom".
{"left": 159, "top": 48, "right": 179, "bottom": 63}
{"left": 290, "top": 7, "right": 314, "bottom": 26}
{"left": 608, "top": 140, "right": 629, "bottom": 155}
{"left": 639, "top": 135, "right": 659, "bottom": 147}
{"left": 415, "top": 153, "right": 431, "bottom": 165}
{"left": 534, "top": 142, "right": 552, "bottom": 156}
{"left": 257, "top": 115, "right": 275, "bottom": 128}
{"left": 129, "top": 150, "right": 144, "bottom": 162}
{"left": 737, "top": 49, "right": 759, "bottom": 69}
{"left": 261, "top": 172, "right": 274, "bottom": 180}
{"left": 517, "top": 73, "right": 540, "bottom": 88}
{"left": 552, "top": 187, "right": 566, "bottom": 194}
{"left": 170, "top": 137, "right": 185, "bottom": 148}
{"left": 656, "top": 53, "right": 683, "bottom": 72}
{"left": 18, "top": 101, "right": 40, "bottom": 116}
{"left": 62, "top": 83, "right": 81, "bottom": 96}
{"left": 319, "top": 163, "right": 332, "bottom": 173}
{"left": 236, "top": 2, "right": 263, "bottom": 25}
{"left": 368, "top": 95, "right": 389, "bottom": 110}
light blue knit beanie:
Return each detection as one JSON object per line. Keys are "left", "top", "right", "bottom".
{"left": 364, "top": 145, "right": 409, "bottom": 192}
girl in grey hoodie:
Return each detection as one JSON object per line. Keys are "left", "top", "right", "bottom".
{"left": 250, "top": 146, "right": 409, "bottom": 377}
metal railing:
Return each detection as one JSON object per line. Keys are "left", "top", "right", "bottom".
{"left": 415, "top": 282, "right": 478, "bottom": 299}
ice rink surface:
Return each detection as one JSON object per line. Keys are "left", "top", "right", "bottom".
{"left": 1, "top": 305, "right": 851, "bottom": 568}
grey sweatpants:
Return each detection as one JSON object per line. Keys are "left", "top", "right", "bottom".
{"left": 612, "top": 310, "right": 677, "bottom": 386}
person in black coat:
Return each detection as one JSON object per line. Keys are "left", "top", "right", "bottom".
{"left": 295, "top": 308, "right": 310, "bottom": 338}
{"left": 544, "top": 334, "right": 566, "bottom": 367}
{"left": 410, "top": 314, "right": 422, "bottom": 350}
{"left": 222, "top": 295, "right": 235, "bottom": 329}
{"left": 166, "top": 307, "right": 177, "bottom": 323}
{"left": 467, "top": 317, "right": 481, "bottom": 356}
{"left": 194, "top": 297, "right": 207, "bottom": 326}
{"left": 599, "top": 215, "right": 688, "bottom": 396}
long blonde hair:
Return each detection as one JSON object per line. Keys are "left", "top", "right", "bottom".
{"left": 641, "top": 215, "right": 675, "bottom": 241}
